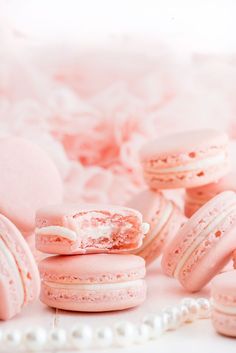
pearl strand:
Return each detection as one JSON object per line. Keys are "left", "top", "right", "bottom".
{"left": 1, "top": 297, "right": 211, "bottom": 352}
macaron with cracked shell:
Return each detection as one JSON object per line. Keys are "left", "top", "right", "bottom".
{"left": 211, "top": 271, "right": 236, "bottom": 337}
{"left": 126, "top": 189, "right": 186, "bottom": 265}
{"left": 39, "top": 253, "right": 146, "bottom": 312}
{"left": 162, "top": 191, "right": 236, "bottom": 292}
{"left": 35, "top": 203, "right": 149, "bottom": 254}
{"left": 140, "top": 129, "right": 230, "bottom": 190}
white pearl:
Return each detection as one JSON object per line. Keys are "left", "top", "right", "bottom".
{"left": 181, "top": 298, "right": 200, "bottom": 322}
{"left": 134, "top": 323, "right": 150, "bottom": 344}
{"left": 24, "top": 327, "right": 47, "bottom": 351}
{"left": 162, "top": 306, "right": 182, "bottom": 330}
{"left": 114, "top": 321, "right": 135, "bottom": 347}
{"left": 142, "top": 314, "right": 164, "bottom": 338}
{"left": 48, "top": 328, "right": 67, "bottom": 349}
{"left": 3, "top": 329, "right": 22, "bottom": 348}
{"left": 178, "top": 304, "right": 190, "bottom": 323}
{"left": 196, "top": 298, "right": 211, "bottom": 319}
{"left": 70, "top": 324, "right": 92, "bottom": 349}
{"left": 94, "top": 326, "right": 113, "bottom": 348}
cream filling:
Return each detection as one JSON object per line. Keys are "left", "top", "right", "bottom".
{"left": 174, "top": 203, "right": 236, "bottom": 279}
{"left": 212, "top": 300, "right": 236, "bottom": 315}
{"left": 0, "top": 238, "right": 24, "bottom": 306}
{"left": 43, "top": 279, "right": 144, "bottom": 291}
{"left": 36, "top": 222, "right": 150, "bottom": 242}
{"left": 136, "top": 202, "right": 173, "bottom": 253}
{"left": 147, "top": 152, "right": 226, "bottom": 174}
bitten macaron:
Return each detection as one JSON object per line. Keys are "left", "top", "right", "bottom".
{"left": 35, "top": 204, "right": 149, "bottom": 255}
{"left": 211, "top": 271, "right": 236, "bottom": 337}
{"left": 140, "top": 129, "right": 230, "bottom": 190}
{"left": 39, "top": 254, "right": 146, "bottom": 312}
{"left": 0, "top": 214, "right": 40, "bottom": 320}
{"left": 162, "top": 191, "right": 236, "bottom": 292}
{"left": 126, "top": 189, "right": 186, "bottom": 265}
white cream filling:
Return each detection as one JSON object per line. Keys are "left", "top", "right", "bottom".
{"left": 36, "top": 226, "right": 77, "bottom": 241}
{"left": 36, "top": 220, "right": 149, "bottom": 242}
{"left": 212, "top": 300, "right": 236, "bottom": 315}
{"left": 148, "top": 152, "right": 226, "bottom": 174}
{"left": 136, "top": 202, "right": 173, "bottom": 253}
{"left": 43, "top": 279, "right": 144, "bottom": 291}
{"left": 174, "top": 203, "right": 236, "bottom": 279}
{"left": 0, "top": 238, "right": 24, "bottom": 306}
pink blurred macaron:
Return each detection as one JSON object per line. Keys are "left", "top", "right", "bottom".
{"left": 0, "top": 214, "right": 40, "bottom": 320}
{"left": 140, "top": 129, "right": 230, "bottom": 190}
{"left": 0, "top": 137, "right": 63, "bottom": 236}
{"left": 162, "top": 191, "right": 236, "bottom": 292}
{"left": 126, "top": 189, "right": 186, "bottom": 265}
{"left": 35, "top": 204, "right": 150, "bottom": 254}
{"left": 211, "top": 271, "right": 236, "bottom": 337}
{"left": 185, "top": 163, "right": 236, "bottom": 218}
{"left": 39, "top": 254, "right": 146, "bottom": 312}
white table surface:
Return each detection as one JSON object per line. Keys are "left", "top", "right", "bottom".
{"left": 1, "top": 259, "right": 235, "bottom": 353}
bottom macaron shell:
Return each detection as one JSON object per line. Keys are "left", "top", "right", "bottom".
{"left": 0, "top": 279, "right": 18, "bottom": 320}
{"left": 212, "top": 310, "right": 236, "bottom": 337}
{"left": 40, "top": 280, "right": 147, "bottom": 312}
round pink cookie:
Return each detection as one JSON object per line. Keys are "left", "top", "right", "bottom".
{"left": 39, "top": 254, "right": 146, "bottom": 312}
{"left": 211, "top": 271, "right": 236, "bottom": 337}
{"left": 162, "top": 191, "right": 236, "bottom": 292}
{"left": 126, "top": 189, "right": 186, "bottom": 265}
{"left": 140, "top": 129, "right": 229, "bottom": 190}
{"left": 35, "top": 204, "right": 149, "bottom": 254}
{"left": 0, "top": 137, "right": 63, "bottom": 235}
{"left": 185, "top": 164, "right": 236, "bottom": 217}
{"left": 0, "top": 214, "right": 40, "bottom": 320}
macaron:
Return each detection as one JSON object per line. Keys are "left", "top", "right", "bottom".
{"left": 35, "top": 204, "right": 149, "bottom": 254}
{"left": 211, "top": 271, "right": 236, "bottom": 337}
{"left": 162, "top": 191, "right": 236, "bottom": 292}
{"left": 0, "top": 137, "right": 63, "bottom": 235}
{"left": 39, "top": 254, "right": 146, "bottom": 312}
{"left": 126, "top": 189, "right": 186, "bottom": 265}
{"left": 0, "top": 214, "right": 40, "bottom": 320}
{"left": 185, "top": 166, "right": 236, "bottom": 217}
{"left": 140, "top": 129, "right": 230, "bottom": 190}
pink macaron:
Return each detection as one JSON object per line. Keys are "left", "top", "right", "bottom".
{"left": 0, "top": 137, "right": 63, "bottom": 235}
{"left": 35, "top": 204, "right": 150, "bottom": 254}
{"left": 39, "top": 254, "right": 146, "bottom": 312}
{"left": 185, "top": 165, "right": 236, "bottom": 218}
{"left": 162, "top": 191, "right": 236, "bottom": 292}
{"left": 0, "top": 214, "right": 40, "bottom": 320}
{"left": 140, "top": 129, "right": 230, "bottom": 190}
{"left": 126, "top": 189, "right": 186, "bottom": 265}
{"left": 211, "top": 271, "right": 236, "bottom": 337}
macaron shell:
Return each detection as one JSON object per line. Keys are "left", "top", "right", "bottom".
{"left": 0, "top": 137, "right": 63, "bottom": 234}
{"left": 212, "top": 310, "right": 236, "bottom": 337}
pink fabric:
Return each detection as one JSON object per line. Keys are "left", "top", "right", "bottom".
{"left": 1, "top": 21, "right": 236, "bottom": 205}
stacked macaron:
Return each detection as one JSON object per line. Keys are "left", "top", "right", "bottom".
{"left": 35, "top": 204, "right": 149, "bottom": 312}
{"left": 138, "top": 129, "right": 236, "bottom": 294}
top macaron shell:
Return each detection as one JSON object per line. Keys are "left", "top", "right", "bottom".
{"left": 140, "top": 129, "right": 230, "bottom": 189}
{"left": 211, "top": 271, "right": 236, "bottom": 307}
{"left": 162, "top": 191, "right": 236, "bottom": 292}
{"left": 0, "top": 137, "right": 63, "bottom": 235}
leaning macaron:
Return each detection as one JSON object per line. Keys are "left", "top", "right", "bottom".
{"left": 0, "top": 137, "right": 63, "bottom": 235}
{"left": 126, "top": 189, "right": 186, "bottom": 265}
{"left": 162, "top": 191, "right": 236, "bottom": 292}
{"left": 35, "top": 204, "right": 149, "bottom": 254}
{"left": 39, "top": 254, "right": 146, "bottom": 312}
{"left": 0, "top": 214, "right": 40, "bottom": 320}
{"left": 140, "top": 129, "right": 230, "bottom": 190}
{"left": 185, "top": 165, "right": 236, "bottom": 217}
{"left": 211, "top": 271, "right": 236, "bottom": 337}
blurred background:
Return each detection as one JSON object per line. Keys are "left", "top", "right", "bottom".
{"left": 1, "top": 0, "right": 236, "bottom": 205}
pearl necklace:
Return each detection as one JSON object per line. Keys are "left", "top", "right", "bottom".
{"left": 1, "top": 297, "right": 211, "bottom": 352}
